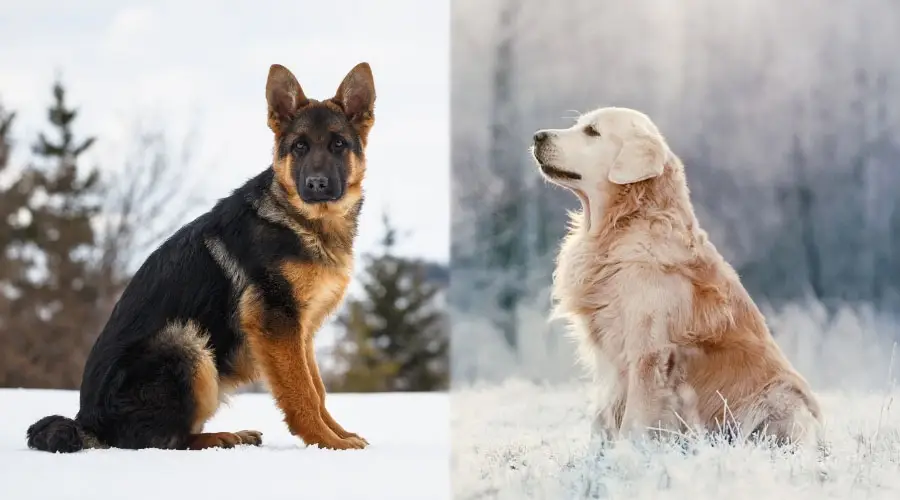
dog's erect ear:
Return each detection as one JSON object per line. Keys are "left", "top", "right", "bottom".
{"left": 608, "top": 128, "right": 667, "bottom": 185}
{"left": 333, "top": 62, "right": 376, "bottom": 140}
{"left": 266, "top": 64, "right": 309, "bottom": 134}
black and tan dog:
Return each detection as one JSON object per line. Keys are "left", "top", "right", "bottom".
{"left": 25, "top": 62, "right": 376, "bottom": 452}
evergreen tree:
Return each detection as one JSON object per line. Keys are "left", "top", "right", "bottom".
{"left": 0, "top": 103, "right": 23, "bottom": 379}
{"left": 30, "top": 82, "right": 101, "bottom": 291}
{"left": 328, "top": 214, "right": 449, "bottom": 392}
{"left": 0, "top": 82, "right": 103, "bottom": 388}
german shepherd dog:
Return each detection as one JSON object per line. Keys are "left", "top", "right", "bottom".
{"left": 25, "top": 62, "right": 376, "bottom": 452}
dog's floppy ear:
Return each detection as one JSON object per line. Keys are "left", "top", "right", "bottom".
{"left": 608, "top": 127, "right": 668, "bottom": 185}
{"left": 333, "top": 62, "right": 376, "bottom": 142}
{"left": 266, "top": 64, "right": 309, "bottom": 134}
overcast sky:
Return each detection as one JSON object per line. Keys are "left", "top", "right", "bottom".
{"left": 0, "top": 0, "right": 449, "bottom": 263}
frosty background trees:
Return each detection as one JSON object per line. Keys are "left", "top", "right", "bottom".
{"left": 451, "top": 0, "right": 900, "bottom": 385}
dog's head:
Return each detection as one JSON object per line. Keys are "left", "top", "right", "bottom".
{"left": 531, "top": 107, "right": 671, "bottom": 208}
{"left": 266, "top": 62, "right": 376, "bottom": 218}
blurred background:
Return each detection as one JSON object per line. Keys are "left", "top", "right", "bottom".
{"left": 0, "top": 0, "right": 449, "bottom": 392}
{"left": 451, "top": 0, "right": 900, "bottom": 390}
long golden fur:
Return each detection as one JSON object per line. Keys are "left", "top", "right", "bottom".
{"left": 531, "top": 106, "right": 822, "bottom": 445}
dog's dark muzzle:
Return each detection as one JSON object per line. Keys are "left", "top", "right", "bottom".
{"left": 298, "top": 171, "right": 344, "bottom": 203}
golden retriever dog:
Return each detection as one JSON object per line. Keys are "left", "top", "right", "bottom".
{"left": 531, "top": 106, "right": 823, "bottom": 446}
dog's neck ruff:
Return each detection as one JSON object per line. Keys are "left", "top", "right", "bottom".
{"left": 579, "top": 161, "right": 675, "bottom": 237}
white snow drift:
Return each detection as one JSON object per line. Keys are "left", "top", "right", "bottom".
{"left": 0, "top": 389, "right": 449, "bottom": 500}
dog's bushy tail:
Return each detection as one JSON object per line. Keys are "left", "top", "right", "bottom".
{"left": 26, "top": 415, "right": 103, "bottom": 453}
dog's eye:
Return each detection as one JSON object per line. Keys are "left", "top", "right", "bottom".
{"left": 293, "top": 140, "right": 309, "bottom": 155}
{"left": 332, "top": 137, "right": 345, "bottom": 150}
{"left": 583, "top": 126, "right": 601, "bottom": 137}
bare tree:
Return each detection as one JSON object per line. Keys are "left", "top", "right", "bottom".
{"left": 95, "top": 125, "right": 208, "bottom": 305}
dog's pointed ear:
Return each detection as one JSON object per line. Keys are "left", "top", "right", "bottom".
{"left": 608, "top": 128, "right": 668, "bottom": 185}
{"left": 333, "top": 62, "right": 376, "bottom": 141}
{"left": 266, "top": 64, "right": 308, "bottom": 134}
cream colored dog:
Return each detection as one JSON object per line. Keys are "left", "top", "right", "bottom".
{"left": 531, "top": 106, "right": 822, "bottom": 445}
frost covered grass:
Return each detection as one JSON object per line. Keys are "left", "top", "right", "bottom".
{"left": 451, "top": 380, "right": 900, "bottom": 499}
{"left": 0, "top": 389, "right": 449, "bottom": 500}
{"left": 451, "top": 300, "right": 900, "bottom": 497}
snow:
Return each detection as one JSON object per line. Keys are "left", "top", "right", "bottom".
{"left": 0, "top": 389, "right": 449, "bottom": 500}
{"left": 452, "top": 380, "right": 900, "bottom": 500}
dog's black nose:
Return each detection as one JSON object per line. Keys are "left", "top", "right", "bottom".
{"left": 534, "top": 131, "right": 549, "bottom": 143}
{"left": 305, "top": 175, "right": 328, "bottom": 192}
{"left": 299, "top": 173, "right": 342, "bottom": 203}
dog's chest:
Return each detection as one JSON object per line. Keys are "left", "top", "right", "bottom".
{"left": 281, "top": 260, "right": 353, "bottom": 335}
{"left": 553, "top": 233, "right": 628, "bottom": 360}
{"left": 309, "top": 268, "right": 351, "bottom": 319}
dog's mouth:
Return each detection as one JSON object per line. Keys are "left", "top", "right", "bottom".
{"left": 535, "top": 162, "right": 592, "bottom": 232}
{"left": 538, "top": 164, "right": 582, "bottom": 181}
{"left": 532, "top": 144, "right": 581, "bottom": 181}
{"left": 299, "top": 193, "right": 343, "bottom": 204}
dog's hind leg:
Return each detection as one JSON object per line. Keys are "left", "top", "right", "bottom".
{"left": 91, "top": 321, "right": 262, "bottom": 450}
{"left": 743, "top": 379, "right": 823, "bottom": 448}
{"left": 184, "top": 330, "right": 263, "bottom": 450}
{"left": 186, "top": 431, "right": 263, "bottom": 449}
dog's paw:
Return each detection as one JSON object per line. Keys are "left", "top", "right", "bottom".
{"left": 234, "top": 430, "right": 263, "bottom": 446}
{"left": 340, "top": 431, "right": 370, "bottom": 446}
{"left": 313, "top": 435, "right": 368, "bottom": 450}
{"left": 345, "top": 436, "right": 368, "bottom": 449}
{"left": 187, "top": 430, "right": 264, "bottom": 450}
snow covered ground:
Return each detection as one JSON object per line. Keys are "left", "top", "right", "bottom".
{"left": 0, "top": 389, "right": 449, "bottom": 500}
{"left": 452, "top": 380, "right": 900, "bottom": 500}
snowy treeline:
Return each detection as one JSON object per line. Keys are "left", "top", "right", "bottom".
{"left": 450, "top": 0, "right": 900, "bottom": 386}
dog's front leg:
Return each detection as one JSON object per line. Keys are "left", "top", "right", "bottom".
{"left": 591, "top": 388, "right": 626, "bottom": 442}
{"left": 589, "top": 367, "right": 627, "bottom": 441}
{"left": 304, "top": 340, "right": 369, "bottom": 445}
{"left": 240, "top": 288, "right": 365, "bottom": 450}
{"left": 619, "top": 347, "right": 683, "bottom": 440}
